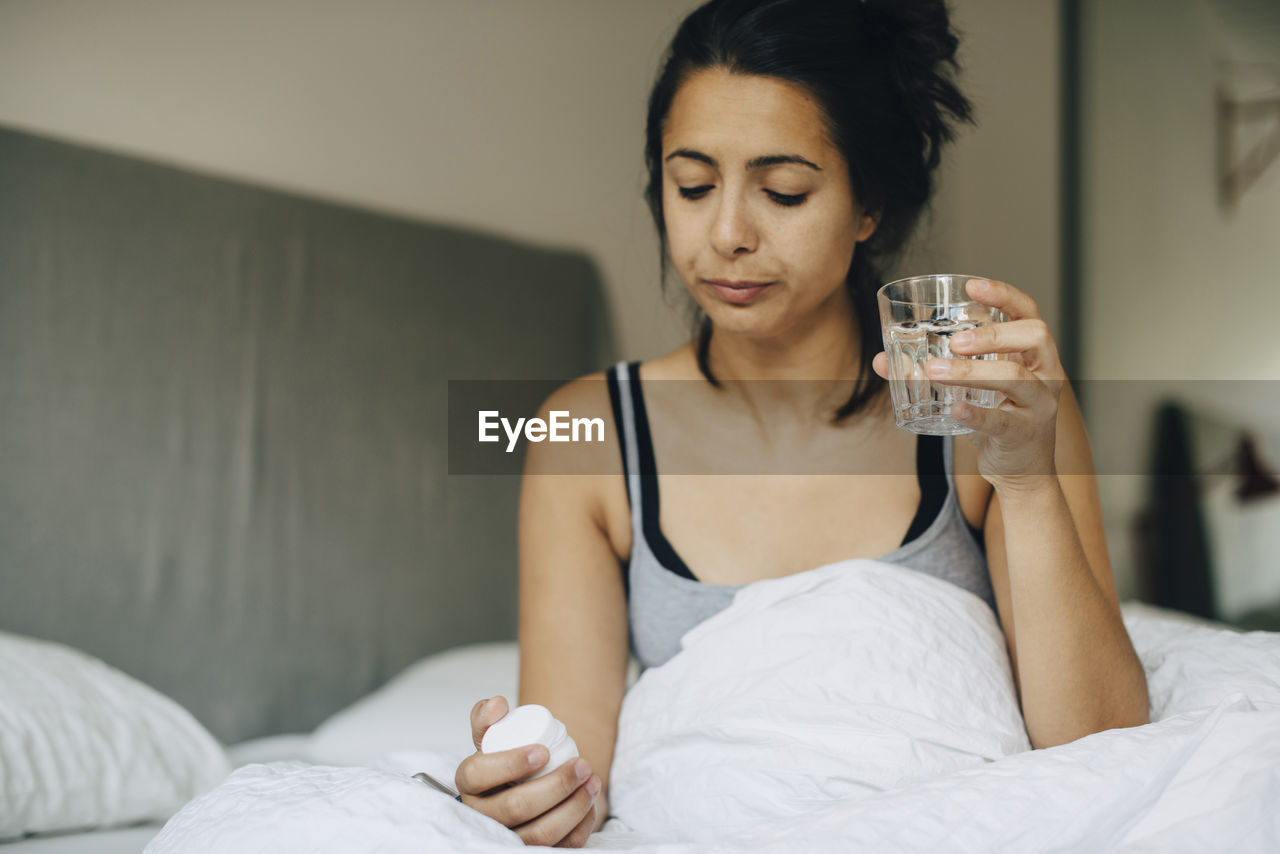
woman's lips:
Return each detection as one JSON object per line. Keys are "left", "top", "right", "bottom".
{"left": 705, "top": 280, "right": 775, "bottom": 304}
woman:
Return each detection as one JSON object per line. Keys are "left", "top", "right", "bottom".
{"left": 454, "top": 0, "right": 1149, "bottom": 846}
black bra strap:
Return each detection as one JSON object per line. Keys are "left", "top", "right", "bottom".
{"left": 903, "top": 435, "right": 947, "bottom": 544}
{"left": 605, "top": 367, "right": 630, "bottom": 489}
{"left": 604, "top": 365, "right": 634, "bottom": 602}
{"left": 627, "top": 363, "right": 700, "bottom": 581}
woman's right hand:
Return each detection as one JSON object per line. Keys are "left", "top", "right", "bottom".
{"left": 455, "top": 696, "right": 602, "bottom": 848}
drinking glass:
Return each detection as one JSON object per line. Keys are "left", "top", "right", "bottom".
{"left": 877, "top": 274, "right": 1009, "bottom": 435}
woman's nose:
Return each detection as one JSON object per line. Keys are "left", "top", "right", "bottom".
{"left": 709, "top": 192, "right": 757, "bottom": 257}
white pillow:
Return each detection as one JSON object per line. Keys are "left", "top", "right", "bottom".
{"left": 309, "top": 642, "right": 643, "bottom": 768}
{"left": 0, "top": 631, "right": 232, "bottom": 841}
{"left": 309, "top": 642, "right": 521, "bottom": 768}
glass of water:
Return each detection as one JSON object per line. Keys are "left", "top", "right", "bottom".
{"left": 877, "top": 274, "right": 1009, "bottom": 435}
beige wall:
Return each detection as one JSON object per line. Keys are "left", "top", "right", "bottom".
{"left": 927, "top": 0, "right": 1062, "bottom": 345}
{"left": 0, "top": 0, "right": 701, "bottom": 360}
{"left": 0, "top": 0, "right": 1060, "bottom": 367}
{"left": 1081, "top": 0, "right": 1280, "bottom": 599}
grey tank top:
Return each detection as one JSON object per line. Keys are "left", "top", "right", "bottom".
{"left": 606, "top": 360, "right": 999, "bottom": 671}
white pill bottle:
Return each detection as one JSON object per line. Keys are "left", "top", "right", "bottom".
{"left": 480, "top": 703, "right": 580, "bottom": 782}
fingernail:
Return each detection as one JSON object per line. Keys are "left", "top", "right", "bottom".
{"left": 952, "top": 332, "right": 973, "bottom": 348}
{"left": 928, "top": 359, "right": 951, "bottom": 376}
{"left": 587, "top": 776, "right": 602, "bottom": 797}
{"left": 478, "top": 698, "right": 491, "bottom": 718}
{"left": 573, "top": 758, "right": 590, "bottom": 781}
{"left": 527, "top": 745, "right": 548, "bottom": 766}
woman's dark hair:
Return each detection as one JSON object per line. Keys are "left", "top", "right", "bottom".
{"left": 643, "top": 0, "right": 974, "bottom": 421}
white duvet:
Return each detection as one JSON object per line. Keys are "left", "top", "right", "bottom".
{"left": 146, "top": 560, "right": 1280, "bottom": 853}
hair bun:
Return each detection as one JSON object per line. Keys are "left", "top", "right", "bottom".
{"left": 860, "top": 0, "right": 962, "bottom": 65}
{"left": 857, "top": 0, "right": 972, "bottom": 169}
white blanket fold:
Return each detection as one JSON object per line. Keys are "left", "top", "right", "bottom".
{"left": 146, "top": 560, "right": 1280, "bottom": 853}
{"left": 609, "top": 559, "right": 1030, "bottom": 840}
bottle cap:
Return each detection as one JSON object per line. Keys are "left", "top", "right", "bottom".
{"left": 480, "top": 703, "right": 560, "bottom": 754}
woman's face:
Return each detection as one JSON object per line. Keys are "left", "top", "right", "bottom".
{"left": 661, "top": 67, "right": 877, "bottom": 339}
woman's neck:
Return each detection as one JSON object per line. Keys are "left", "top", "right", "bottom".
{"left": 702, "top": 286, "right": 866, "bottom": 426}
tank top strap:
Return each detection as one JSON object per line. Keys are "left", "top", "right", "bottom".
{"left": 943, "top": 433, "right": 988, "bottom": 546}
{"left": 605, "top": 360, "right": 644, "bottom": 531}
{"left": 902, "top": 433, "right": 947, "bottom": 543}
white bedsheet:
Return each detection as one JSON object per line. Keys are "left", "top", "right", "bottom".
{"left": 0, "top": 735, "right": 315, "bottom": 853}
{"left": 144, "top": 560, "right": 1280, "bottom": 853}
{"left": 0, "top": 826, "right": 163, "bottom": 854}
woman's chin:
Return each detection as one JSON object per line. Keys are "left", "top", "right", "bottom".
{"left": 702, "top": 306, "right": 789, "bottom": 340}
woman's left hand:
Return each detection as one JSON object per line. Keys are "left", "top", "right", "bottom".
{"left": 871, "top": 278, "right": 1066, "bottom": 494}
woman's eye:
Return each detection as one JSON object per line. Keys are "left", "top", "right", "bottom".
{"left": 766, "top": 191, "right": 808, "bottom": 208}
{"left": 677, "top": 186, "right": 809, "bottom": 208}
{"left": 678, "top": 186, "right": 713, "bottom": 200}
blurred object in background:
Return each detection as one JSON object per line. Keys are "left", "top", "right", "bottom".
{"left": 1135, "top": 398, "right": 1280, "bottom": 632}
{"left": 1232, "top": 433, "right": 1280, "bottom": 501}
{"left": 1135, "top": 403, "right": 1217, "bottom": 622}
{"left": 1216, "top": 59, "right": 1280, "bottom": 207}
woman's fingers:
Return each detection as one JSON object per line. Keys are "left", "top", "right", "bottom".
{"left": 872, "top": 351, "right": 889, "bottom": 379}
{"left": 924, "top": 357, "right": 1044, "bottom": 407}
{"left": 458, "top": 748, "right": 598, "bottom": 827}
{"left": 553, "top": 801, "right": 598, "bottom": 849}
{"left": 458, "top": 693, "right": 603, "bottom": 846}
{"left": 947, "top": 318, "right": 1043, "bottom": 356}
{"left": 456, "top": 743, "right": 551, "bottom": 797}
{"left": 470, "top": 695, "right": 509, "bottom": 750}
{"left": 948, "top": 318, "right": 1064, "bottom": 380}
{"left": 489, "top": 758, "right": 595, "bottom": 827}
{"left": 949, "top": 397, "right": 1019, "bottom": 438}
{"left": 964, "top": 278, "right": 1042, "bottom": 321}
{"left": 876, "top": 317, "right": 1061, "bottom": 385}
{"left": 510, "top": 773, "right": 599, "bottom": 848}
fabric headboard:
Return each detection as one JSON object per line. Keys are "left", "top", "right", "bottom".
{"left": 0, "top": 125, "right": 613, "bottom": 743}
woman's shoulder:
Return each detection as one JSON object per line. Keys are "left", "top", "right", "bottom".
{"left": 582, "top": 344, "right": 698, "bottom": 383}
{"left": 527, "top": 345, "right": 697, "bottom": 468}
{"left": 527, "top": 370, "right": 616, "bottom": 465}
{"left": 542, "top": 344, "right": 696, "bottom": 405}
{"left": 649, "top": 343, "right": 700, "bottom": 379}
{"left": 526, "top": 345, "right": 693, "bottom": 461}
{"left": 525, "top": 365, "right": 646, "bottom": 563}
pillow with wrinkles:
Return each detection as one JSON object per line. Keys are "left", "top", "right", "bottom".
{"left": 0, "top": 631, "right": 231, "bottom": 841}
{"left": 309, "top": 641, "right": 641, "bottom": 770}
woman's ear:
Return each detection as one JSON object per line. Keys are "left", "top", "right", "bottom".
{"left": 856, "top": 211, "right": 881, "bottom": 242}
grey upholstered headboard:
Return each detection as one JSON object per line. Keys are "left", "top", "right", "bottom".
{"left": 0, "top": 125, "right": 613, "bottom": 743}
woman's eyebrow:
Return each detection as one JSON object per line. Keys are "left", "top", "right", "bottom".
{"left": 664, "top": 148, "right": 822, "bottom": 172}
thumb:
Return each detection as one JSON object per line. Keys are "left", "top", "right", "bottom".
{"left": 872, "top": 351, "right": 889, "bottom": 380}
{"left": 471, "top": 695, "right": 510, "bottom": 751}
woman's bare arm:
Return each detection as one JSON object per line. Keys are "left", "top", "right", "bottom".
{"left": 982, "top": 379, "right": 1149, "bottom": 749}
{"left": 517, "top": 374, "right": 630, "bottom": 834}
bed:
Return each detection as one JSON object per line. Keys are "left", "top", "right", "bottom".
{"left": 1, "top": 125, "right": 1278, "bottom": 852}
